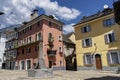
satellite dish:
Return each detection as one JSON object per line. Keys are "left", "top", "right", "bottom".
{"left": 104, "top": 4, "right": 109, "bottom": 9}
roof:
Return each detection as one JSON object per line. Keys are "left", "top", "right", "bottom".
{"left": 74, "top": 8, "right": 114, "bottom": 26}
{"left": 63, "top": 32, "right": 75, "bottom": 44}
{"left": 19, "top": 14, "right": 64, "bottom": 31}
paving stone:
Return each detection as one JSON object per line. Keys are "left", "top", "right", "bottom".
{"left": 0, "top": 70, "right": 119, "bottom": 80}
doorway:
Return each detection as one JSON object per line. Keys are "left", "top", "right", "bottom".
{"left": 27, "top": 60, "right": 31, "bottom": 70}
{"left": 49, "top": 61, "right": 52, "bottom": 68}
{"left": 95, "top": 54, "right": 102, "bottom": 70}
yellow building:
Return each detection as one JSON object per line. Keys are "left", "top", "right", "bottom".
{"left": 74, "top": 8, "right": 120, "bottom": 71}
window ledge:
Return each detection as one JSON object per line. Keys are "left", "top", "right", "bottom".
{"left": 105, "top": 41, "right": 116, "bottom": 44}
{"left": 108, "top": 64, "right": 120, "bottom": 66}
{"left": 84, "top": 64, "right": 93, "bottom": 67}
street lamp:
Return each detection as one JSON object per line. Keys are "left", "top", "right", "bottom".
{"left": 0, "top": 12, "right": 4, "bottom": 15}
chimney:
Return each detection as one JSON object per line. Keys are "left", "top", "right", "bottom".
{"left": 31, "top": 9, "right": 38, "bottom": 20}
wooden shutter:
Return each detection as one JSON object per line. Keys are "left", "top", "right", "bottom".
{"left": 111, "top": 33, "right": 116, "bottom": 42}
{"left": 118, "top": 52, "right": 120, "bottom": 64}
{"left": 111, "top": 18, "right": 115, "bottom": 25}
{"left": 104, "top": 35, "right": 109, "bottom": 43}
{"left": 81, "top": 27, "right": 84, "bottom": 33}
{"left": 87, "top": 25, "right": 91, "bottom": 32}
{"left": 90, "top": 54, "right": 93, "bottom": 64}
{"left": 107, "top": 53, "right": 111, "bottom": 64}
{"left": 82, "top": 40, "right": 86, "bottom": 47}
{"left": 103, "top": 20, "right": 106, "bottom": 27}
{"left": 83, "top": 54, "right": 86, "bottom": 65}
{"left": 89, "top": 38, "right": 92, "bottom": 46}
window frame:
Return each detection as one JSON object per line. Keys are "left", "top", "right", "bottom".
{"left": 59, "top": 46, "right": 62, "bottom": 52}
{"left": 58, "top": 36, "right": 62, "bottom": 41}
{"left": 84, "top": 53, "right": 93, "bottom": 65}
{"left": 103, "top": 18, "right": 115, "bottom": 27}
{"left": 82, "top": 38, "right": 92, "bottom": 48}
{"left": 107, "top": 50, "right": 120, "bottom": 65}
{"left": 104, "top": 32, "right": 116, "bottom": 44}
{"left": 49, "top": 21, "right": 52, "bottom": 27}
{"left": 81, "top": 25, "right": 91, "bottom": 33}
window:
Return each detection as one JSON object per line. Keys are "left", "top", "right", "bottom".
{"left": 26, "top": 47, "right": 31, "bottom": 53}
{"left": 60, "top": 60, "right": 62, "bottom": 66}
{"left": 37, "top": 33, "right": 42, "bottom": 41}
{"left": 59, "top": 47, "right": 62, "bottom": 52}
{"left": 23, "top": 29, "right": 25, "bottom": 34}
{"left": 107, "top": 51, "right": 120, "bottom": 64}
{"left": 27, "top": 60, "right": 31, "bottom": 69}
{"left": 81, "top": 25, "right": 91, "bottom": 33}
{"left": 25, "top": 28, "right": 27, "bottom": 33}
{"left": 103, "top": 18, "right": 115, "bottom": 27}
{"left": 16, "top": 33, "right": 18, "bottom": 39}
{"left": 49, "top": 21, "right": 52, "bottom": 26}
{"left": 30, "top": 26, "right": 32, "bottom": 30}
{"left": 104, "top": 32, "right": 116, "bottom": 43}
{"left": 21, "top": 61, "right": 25, "bottom": 70}
{"left": 28, "top": 47, "right": 31, "bottom": 53}
{"left": 18, "top": 31, "right": 21, "bottom": 36}
{"left": 48, "top": 33, "right": 54, "bottom": 42}
{"left": 28, "top": 36, "right": 31, "bottom": 43}
{"left": 37, "top": 21, "right": 41, "bottom": 27}
{"left": 82, "top": 38, "right": 92, "bottom": 47}
{"left": 58, "top": 36, "right": 62, "bottom": 41}
{"left": 22, "top": 49, "right": 24, "bottom": 54}
{"left": 24, "top": 38, "right": 26, "bottom": 44}
{"left": 58, "top": 26, "right": 62, "bottom": 31}
{"left": 84, "top": 53, "right": 92, "bottom": 65}
{"left": 27, "top": 27, "right": 29, "bottom": 31}
{"left": 35, "top": 45, "right": 39, "bottom": 51}
{"left": 35, "top": 34, "right": 37, "bottom": 41}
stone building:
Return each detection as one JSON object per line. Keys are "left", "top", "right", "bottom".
{"left": 16, "top": 10, "right": 65, "bottom": 70}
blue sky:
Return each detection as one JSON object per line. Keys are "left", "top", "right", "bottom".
{"left": 0, "top": 0, "right": 115, "bottom": 34}
{"left": 52, "top": 0, "right": 114, "bottom": 24}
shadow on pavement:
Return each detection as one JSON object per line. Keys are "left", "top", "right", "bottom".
{"left": 85, "top": 76, "right": 120, "bottom": 80}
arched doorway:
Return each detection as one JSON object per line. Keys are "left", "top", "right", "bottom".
{"left": 95, "top": 54, "right": 102, "bottom": 70}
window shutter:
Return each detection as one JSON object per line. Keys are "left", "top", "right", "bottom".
{"left": 89, "top": 38, "right": 92, "bottom": 46}
{"left": 83, "top": 55, "right": 86, "bottom": 65}
{"left": 81, "top": 27, "right": 84, "bottom": 33}
{"left": 111, "top": 18, "right": 115, "bottom": 25}
{"left": 107, "top": 53, "right": 111, "bottom": 64}
{"left": 87, "top": 26, "right": 91, "bottom": 32}
{"left": 104, "top": 35, "right": 109, "bottom": 43}
{"left": 90, "top": 54, "right": 93, "bottom": 64}
{"left": 118, "top": 52, "right": 120, "bottom": 64}
{"left": 103, "top": 20, "right": 106, "bottom": 27}
{"left": 111, "top": 33, "right": 116, "bottom": 42}
{"left": 82, "top": 40, "right": 86, "bottom": 47}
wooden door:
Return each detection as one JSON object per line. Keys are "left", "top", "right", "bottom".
{"left": 95, "top": 54, "right": 102, "bottom": 70}
{"left": 49, "top": 61, "right": 52, "bottom": 68}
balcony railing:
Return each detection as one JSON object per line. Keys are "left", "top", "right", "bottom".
{"left": 47, "top": 50, "right": 57, "bottom": 56}
{"left": 18, "top": 36, "right": 43, "bottom": 48}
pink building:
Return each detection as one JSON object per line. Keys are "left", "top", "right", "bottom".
{"left": 16, "top": 10, "right": 65, "bottom": 70}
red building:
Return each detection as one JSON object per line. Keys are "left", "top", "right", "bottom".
{"left": 16, "top": 10, "right": 65, "bottom": 70}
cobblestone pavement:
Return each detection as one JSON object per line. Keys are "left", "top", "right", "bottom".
{"left": 0, "top": 70, "right": 120, "bottom": 80}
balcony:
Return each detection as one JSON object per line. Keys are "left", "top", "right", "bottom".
{"left": 47, "top": 50, "right": 57, "bottom": 56}
{"left": 48, "top": 37, "right": 54, "bottom": 43}
{"left": 18, "top": 37, "right": 43, "bottom": 48}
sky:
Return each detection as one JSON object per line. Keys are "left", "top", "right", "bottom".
{"left": 0, "top": 0, "right": 115, "bottom": 34}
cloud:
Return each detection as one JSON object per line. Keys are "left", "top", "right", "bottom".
{"left": 63, "top": 23, "right": 75, "bottom": 34}
{"left": 0, "top": 0, "right": 80, "bottom": 29}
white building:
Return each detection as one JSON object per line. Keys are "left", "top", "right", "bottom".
{"left": 0, "top": 32, "right": 6, "bottom": 68}
{"left": 0, "top": 24, "right": 21, "bottom": 69}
